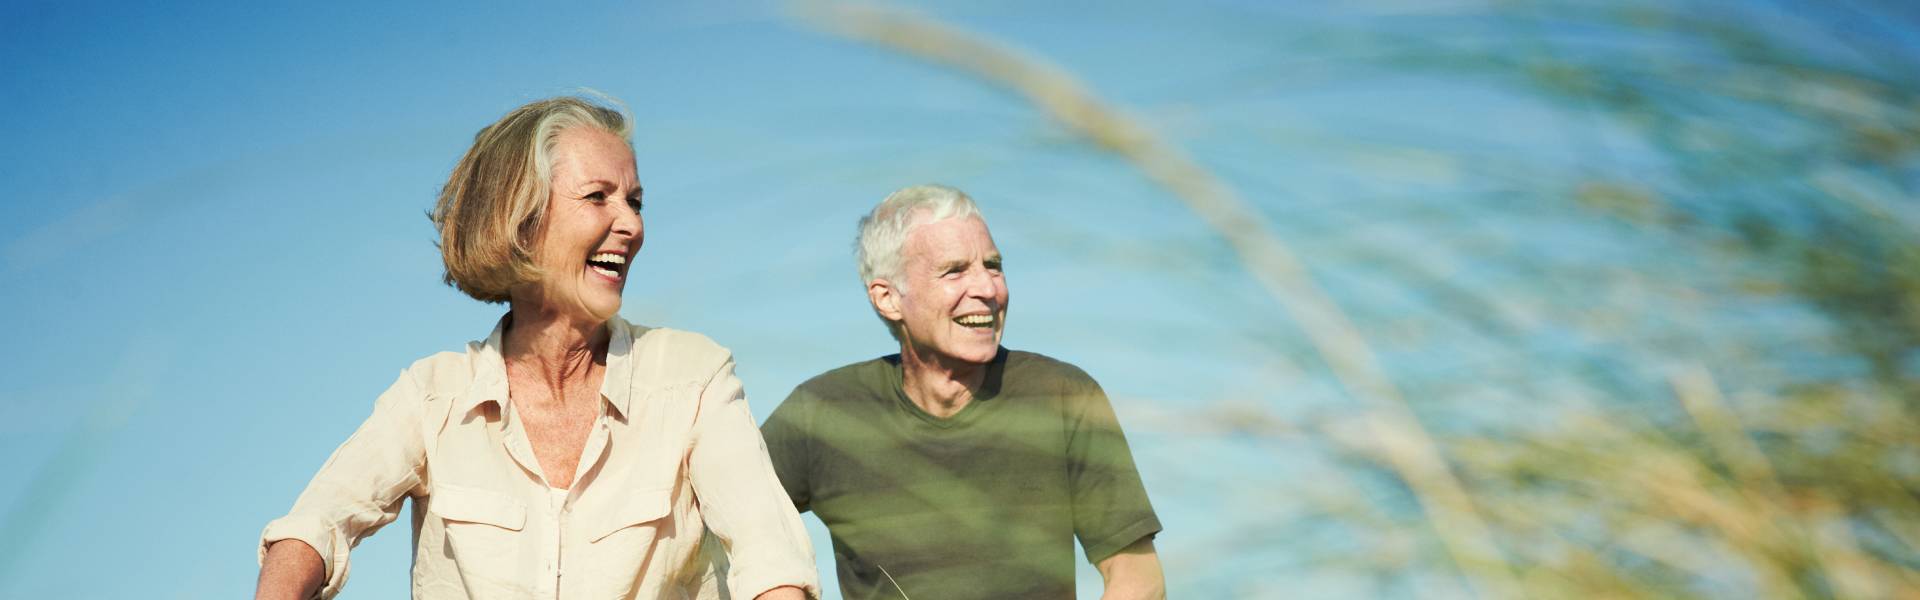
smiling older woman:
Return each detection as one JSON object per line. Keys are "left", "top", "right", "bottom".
{"left": 255, "top": 96, "right": 817, "bottom": 600}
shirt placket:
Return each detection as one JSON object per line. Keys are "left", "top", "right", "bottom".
{"left": 546, "top": 487, "right": 566, "bottom": 599}
{"left": 554, "top": 410, "right": 612, "bottom": 600}
{"left": 498, "top": 401, "right": 568, "bottom": 599}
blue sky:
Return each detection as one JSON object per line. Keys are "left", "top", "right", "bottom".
{"left": 0, "top": 2, "right": 1265, "bottom": 596}
{"left": 2, "top": 0, "right": 1912, "bottom": 597}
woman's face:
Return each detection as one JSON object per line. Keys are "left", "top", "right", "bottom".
{"left": 517, "top": 127, "right": 644, "bottom": 325}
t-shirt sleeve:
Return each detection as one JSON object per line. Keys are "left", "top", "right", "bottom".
{"left": 1064, "top": 374, "right": 1162, "bottom": 564}
{"left": 760, "top": 386, "right": 814, "bottom": 513}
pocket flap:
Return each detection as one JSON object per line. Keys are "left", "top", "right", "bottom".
{"left": 433, "top": 484, "right": 526, "bottom": 531}
{"left": 588, "top": 489, "right": 672, "bottom": 543}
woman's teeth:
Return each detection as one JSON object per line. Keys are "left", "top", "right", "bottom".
{"left": 588, "top": 252, "right": 626, "bottom": 278}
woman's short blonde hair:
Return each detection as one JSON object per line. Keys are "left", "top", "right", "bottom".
{"left": 430, "top": 94, "right": 633, "bottom": 303}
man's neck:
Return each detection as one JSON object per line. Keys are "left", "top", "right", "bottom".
{"left": 897, "top": 345, "right": 991, "bottom": 420}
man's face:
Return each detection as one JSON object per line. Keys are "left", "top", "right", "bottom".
{"left": 887, "top": 215, "right": 1008, "bottom": 366}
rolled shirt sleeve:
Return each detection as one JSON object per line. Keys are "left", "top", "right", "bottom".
{"left": 258, "top": 369, "right": 429, "bottom": 599}
{"left": 687, "top": 356, "right": 821, "bottom": 599}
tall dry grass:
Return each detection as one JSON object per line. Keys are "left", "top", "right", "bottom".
{"left": 793, "top": 1, "right": 1920, "bottom": 597}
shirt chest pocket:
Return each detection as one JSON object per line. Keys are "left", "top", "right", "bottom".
{"left": 569, "top": 487, "right": 675, "bottom": 597}
{"left": 578, "top": 381, "right": 697, "bottom": 549}
{"left": 432, "top": 483, "right": 530, "bottom": 592}
{"left": 583, "top": 487, "right": 674, "bottom": 545}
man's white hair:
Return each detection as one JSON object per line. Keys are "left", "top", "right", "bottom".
{"left": 855, "top": 184, "right": 983, "bottom": 286}
{"left": 854, "top": 184, "right": 985, "bottom": 340}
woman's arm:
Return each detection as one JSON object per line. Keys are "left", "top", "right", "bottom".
{"left": 255, "top": 368, "right": 432, "bottom": 599}
{"left": 255, "top": 539, "right": 326, "bottom": 600}
{"left": 687, "top": 355, "right": 821, "bottom": 599}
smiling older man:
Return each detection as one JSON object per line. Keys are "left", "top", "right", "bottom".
{"left": 761, "top": 184, "right": 1165, "bottom": 599}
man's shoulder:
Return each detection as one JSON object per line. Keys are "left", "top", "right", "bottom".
{"left": 765, "top": 355, "right": 899, "bottom": 435}
{"left": 1001, "top": 349, "right": 1101, "bottom": 391}
{"left": 790, "top": 354, "right": 900, "bottom": 401}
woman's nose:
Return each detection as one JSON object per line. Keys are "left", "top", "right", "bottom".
{"left": 612, "top": 205, "right": 642, "bottom": 237}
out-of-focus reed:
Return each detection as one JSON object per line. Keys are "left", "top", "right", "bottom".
{"left": 795, "top": 1, "right": 1920, "bottom": 597}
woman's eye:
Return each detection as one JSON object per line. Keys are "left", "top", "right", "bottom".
{"left": 627, "top": 196, "right": 644, "bottom": 212}
{"left": 584, "top": 191, "right": 607, "bottom": 203}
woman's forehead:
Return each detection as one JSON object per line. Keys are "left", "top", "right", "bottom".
{"left": 552, "top": 129, "right": 637, "bottom": 184}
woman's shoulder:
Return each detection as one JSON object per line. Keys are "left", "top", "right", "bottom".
{"left": 397, "top": 349, "right": 481, "bottom": 396}
{"left": 620, "top": 319, "right": 735, "bottom": 375}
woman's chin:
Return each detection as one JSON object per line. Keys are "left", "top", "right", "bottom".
{"left": 584, "top": 299, "right": 621, "bottom": 324}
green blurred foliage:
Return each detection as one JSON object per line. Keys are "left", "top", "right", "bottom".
{"left": 807, "top": 0, "right": 1920, "bottom": 596}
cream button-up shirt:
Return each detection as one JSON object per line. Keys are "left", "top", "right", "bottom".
{"left": 259, "top": 316, "right": 818, "bottom": 599}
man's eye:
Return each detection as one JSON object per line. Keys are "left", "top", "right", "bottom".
{"left": 627, "top": 196, "right": 644, "bottom": 212}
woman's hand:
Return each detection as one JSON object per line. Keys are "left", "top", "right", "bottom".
{"left": 255, "top": 539, "right": 325, "bottom": 600}
{"left": 754, "top": 585, "right": 809, "bottom": 600}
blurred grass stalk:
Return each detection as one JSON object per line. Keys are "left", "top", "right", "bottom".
{"left": 793, "top": 1, "right": 1920, "bottom": 598}
{"left": 790, "top": 1, "right": 1523, "bottom": 597}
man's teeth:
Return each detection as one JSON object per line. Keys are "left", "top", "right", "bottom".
{"left": 954, "top": 315, "right": 995, "bottom": 327}
{"left": 590, "top": 253, "right": 626, "bottom": 265}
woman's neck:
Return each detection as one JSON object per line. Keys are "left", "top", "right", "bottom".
{"left": 502, "top": 304, "right": 608, "bottom": 405}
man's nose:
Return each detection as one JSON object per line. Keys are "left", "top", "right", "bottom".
{"left": 962, "top": 268, "right": 998, "bottom": 299}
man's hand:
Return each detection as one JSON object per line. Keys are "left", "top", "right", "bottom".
{"left": 1096, "top": 537, "right": 1165, "bottom": 600}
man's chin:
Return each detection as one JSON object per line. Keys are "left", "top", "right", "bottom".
{"left": 953, "top": 344, "right": 1000, "bottom": 365}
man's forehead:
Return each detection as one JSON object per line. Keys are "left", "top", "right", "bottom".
{"left": 906, "top": 216, "right": 997, "bottom": 257}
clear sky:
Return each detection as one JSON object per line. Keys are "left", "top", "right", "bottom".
{"left": 2, "top": 0, "right": 1911, "bottom": 598}
{"left": 0, "top": 2, "right": 1259, "bottom": 596}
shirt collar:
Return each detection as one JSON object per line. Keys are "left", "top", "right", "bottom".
{"left": 456, "top": 314, "right": 635, "bottom": 420}
{"left": 599, "top": 315, "right": 634, "bottom": 420}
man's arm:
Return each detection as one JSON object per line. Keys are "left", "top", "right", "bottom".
{"left": 1095, "top": 537, "right": 1165, "bottom": 600}
{"left": 1062, "top": 368, "right": 1164, "bottom": 599}
{"left": 760, "top": 385, "right": 815, "bottom": 514}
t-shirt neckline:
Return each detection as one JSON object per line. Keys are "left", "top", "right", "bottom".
{"left": 886, "top": 347, "right": 1009, "bottom": 428}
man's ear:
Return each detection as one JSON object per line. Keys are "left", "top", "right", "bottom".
{"left": 869, "top": 279, "right": 904, "bottom": 322}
